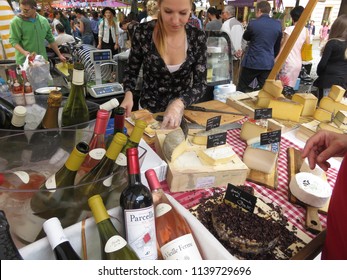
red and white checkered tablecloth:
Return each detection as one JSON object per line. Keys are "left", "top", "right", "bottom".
{"left": 162, "top": 125, "right": 339, "bottom": 239}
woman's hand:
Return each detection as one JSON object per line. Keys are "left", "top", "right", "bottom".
{"left": 97, "top": 43, "right": 102, "bottom": 49}
{"left": 120, "top": 91, "right": 134, "bottom": 117}
{"left": 161, "top": 98, "right": 185, "bottom": 129}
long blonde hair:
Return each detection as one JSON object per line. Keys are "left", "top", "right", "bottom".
{"left": 154, "top": 0, "right": 192, "bottom": 57}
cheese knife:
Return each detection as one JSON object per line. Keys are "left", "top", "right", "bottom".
{"left": 186, "top": 105, "right": 248, "bottom": 116}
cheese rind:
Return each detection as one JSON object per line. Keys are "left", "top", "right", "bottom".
{"left": 317, "top": 122, "right": 343, "bottom": 134}
{"left": 262, "top": 79, "right": 284, "bottom": 98}
{"left": 162, "top": 129, "right": 187, "bottom": 162}
{"left": 328, "top": 85, "right": 346, "bottom": 102}
{"left": 268, "top": 98, "right": 303, "bottom": 122}
{"left": 239, "top": 120, "right": 267, "bottom": 141}
{"left": 319, "top": 96, "right": 347, "bottom": 113}
{"left": 242, "top": 142, "right": 279, "bottom": 174}
{"left": 289, "top": 172, "right": 332, "bottom": 208}
{"left": 291, "top": 93, "right": 318, "bottom": 116}
{"left": 198, "top": 144, "right": 236, "bottom": 166}
{"left": 333, "top": 110, "right": 347, "bottom": 130}
{"left": 257, "top": 90, "right": 273, "bottom": 108}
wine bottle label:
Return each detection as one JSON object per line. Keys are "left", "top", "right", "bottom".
{"left": 155, "top": 203, "right": 172, "bottom": 218}
{"left": 115, "top": 152, "right": 127, "bottom": 166}
{"left": 105, "top": 235, "right": 127, "bottom": 253}
{"left": 89, "top": 148, "right": 106, "bottom": 160}
{"left": 72, "top": 68, "right": 84, "bottom": 85}
{"left": 123, "top": 206, "right": 157, "bottom": 260}
{"left": 12, "top": 171, "right": 30, "bottom": 184}
{"left": 160, "top": 233, "right": 202, "bottom": 260}
{"left": 45, "top": 174, "right": 57, "bottom": 192}
{"left": 102, "top": 175, "right": 113, "bottom": 187}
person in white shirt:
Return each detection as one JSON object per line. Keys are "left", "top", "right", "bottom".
{"left": 52, "top": 10, "right": 62, "bottom": 36}
{"left": 220, "top": 5, "right": 245, "bottom": 86}
{"left": 54, "top": 23, "right": 75, "bottom": 46}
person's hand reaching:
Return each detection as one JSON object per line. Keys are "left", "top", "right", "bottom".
{"left": 161, "top": 98, "right": 184, "bottom": 129}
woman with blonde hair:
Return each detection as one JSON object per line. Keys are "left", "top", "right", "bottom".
{"left": 313, "top": 15, "right": 347, "bottom": 101}
{"left": 97, "top": 7, "right": 119, "bottom": 55}
{"left": 121, "top": 0, "right": 207, "bottom": 129}
{"left": 140, "top": 0, "right": 159, "bottom": 23}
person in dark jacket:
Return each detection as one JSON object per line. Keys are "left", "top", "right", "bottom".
{"left": 236, "top": 1, "right": 282, "bottom": 93}
{"left": 313, "top": 15, "right": 347, "bottom": 101}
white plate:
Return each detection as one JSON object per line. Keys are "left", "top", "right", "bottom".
{"left": 35, "top": 87, "right": 61, "bottom": 95}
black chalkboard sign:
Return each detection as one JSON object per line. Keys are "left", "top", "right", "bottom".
{"left": 254, "top": 108, "right": 272, "bottom": 120}
{"left": 260, "top": 130, "right": 281, "bottom": 145}
{"left": 224, "top": 183, "right": 257, "bottom": 213}
{"left": 206, "top": 132, "right": 227, "bottom": 148}
{"left": 206, "top": 116, "right": 221, "bottom": 131}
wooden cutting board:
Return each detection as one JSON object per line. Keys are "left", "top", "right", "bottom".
{"left": 184, "top": 100, "right": 246, "bottom": 126}
{"left": 287, "top": 147, "right": 330, "bottom": 235}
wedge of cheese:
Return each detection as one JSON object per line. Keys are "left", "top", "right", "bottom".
{"left": 289, "top": 172, "right": 332, "bottom": 208}
{"left": 239, "top": 120, "right": 267, "bottom": 142}
{"left": 333, "top": 110, "right": 347, "bottom": 130}
{"left": 262, "top": 79, "right": 284, "bottom": 98}
{"left": 328, "top": 85, "right": 346, "bottom": 102}
{"left": 242, "top": 142, "right": 279, "bottom": 174}
{"left": 319, "top": 96, "right": 347, "bottom": 113}
{"left": 317, "top": 122, "right": 343, "bottom": 134}
{"left": 256, "top": 90, "right": 274, "bottom": 108}
{"left": 313, "top": 108, "right": 333, "bottom": 122}
{"left": 198, "top": 144, "right": 236, "bottom": 166}
{"left": 291, "top": 93, "right": 318, "bottom": 116}
{"left": 268, "top": 98, "right": 303, "bottom": 122}
{"left": 192, "top": 127, "right": 226, "bottom": 145}
{"left": 162, "top": 129, "right": 187, "bottom": 162}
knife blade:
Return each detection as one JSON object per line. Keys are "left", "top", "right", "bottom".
{"left": 186, "top": 105, "right": 248, "bottom": 116}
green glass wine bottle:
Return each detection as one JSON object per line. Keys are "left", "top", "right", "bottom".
{"left": 115, "top": 119, "right": 146, "bottom": 166}
{"left": 61, "top": 62, "right": 89, "bottom": 128}
{"left": 88, "top": 194, "right": 139, "bottom": 260}
{"left": 75, "top": 132, "right": 127, "bottom": 209}
{"left": 30, "top": 142, "right": 89, "bottom": 230}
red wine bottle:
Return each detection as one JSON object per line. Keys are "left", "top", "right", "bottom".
{"left": 120, "top": 147, "right": 157, "bottom": 260}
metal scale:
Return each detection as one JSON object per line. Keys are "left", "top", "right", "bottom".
{"left": 87, "top": 49, "right": 124, "bottom": 98}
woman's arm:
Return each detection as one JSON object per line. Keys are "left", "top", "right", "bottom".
{"left": 316, "top": 40, "right": 333, "bottom": 75}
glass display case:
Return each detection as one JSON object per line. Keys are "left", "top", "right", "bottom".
{"left": 205, "top": 31, "right": 232, "bottom": 86}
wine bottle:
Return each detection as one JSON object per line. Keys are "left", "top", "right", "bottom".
{"left": 76, "top": 109, "right": 109, "bottom": 180}
{"left": 61, "top": 62, "right": 89, "bottom": 128}
{"left": 88, "top": 194, "right": 139, "bottom": 260}
{"left": 106, "top": 106, "right": 125, "bottom": 148}
{"left": 75, "top": 132, "right": 127, "bottom": 208}
{"left": 43, "top": 217, "right": 81, "bottom": 260}
{"left": 99, "top": 98, "right": 119, "bottom": 112}
{"left": 35, "top": 90, "right": 62, "bottom": 129}
{"left": 120, "top": 147, "right": 157, "bottom": 260}
{"left": 0, "top": 96, "right": 14, "bottom": 130}
{"left": 10, "top": 70, "right": 25, "bottom": 106}
{"left": 0, "top": 170, "right": 47, "bottom": 201}
{"left": 115, "top": 119, "right": 146, "bottom": 166}
{"left": 0, "top": 210, "right": 23, "bottom": 260}
{"left": 22, "top": 70, "right": 35, "bottom": 105}
{"left": 145, "top": 169, "right": 202, "bottom": 260}
{"left": 30, "top": 141, "right": 89, "bottom": 218}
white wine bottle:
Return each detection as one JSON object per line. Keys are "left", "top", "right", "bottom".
{"left": 43, "top": 217, "right": 81, "bottom": 260}
{"left": 120, "top": 148, "right": 157, "bottom": 260}
{"left": 145, "top": 169, "right": 202, "bottom": 260}
{"left": 88, "top": 194, "right": 139, "bottom": 260}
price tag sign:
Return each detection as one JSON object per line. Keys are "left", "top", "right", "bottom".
{"left": 254, "top": 108, "right": 272, "bottom": 120}
{"left": 224, "top": 183, "right": 257, "bottom": 213}
{"left": 206, "top": 132, "right": 226, "bottom": 148}
{"left": 260, "top": 130, "right": 281, "bottom": 145}
{"left": 206, "top": 116, "right": 221, "bottom": 131}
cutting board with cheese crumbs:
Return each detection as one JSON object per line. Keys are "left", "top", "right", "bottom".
{"left": 184, "top": 100, "right": 246, "bottom": 126}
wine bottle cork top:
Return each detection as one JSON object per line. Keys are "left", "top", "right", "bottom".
{"left": 145, "top": 169, "right": 161, "bottom": 191}
{"left": 47, "top": 91, "right": 62, "bottom": 107}
{"left": 129, "top": 119, "right": 146, "bottom": 143}
{"left": 88, "top": 194, "right": 109, "bottom": 223}
{"left": 11, "top": 106, "right": 27, "bottom": 127}
{"left": 43, "top": 217, "right": 68, "bottom": 250}
{"left": 99, "top": 98, "right": 119, "bottom": 111}
{"left": 65, "top": 142, "right": 89, "bottom": 171}
{"left": 106, "top": 132, "right": 128, "bottom": 160}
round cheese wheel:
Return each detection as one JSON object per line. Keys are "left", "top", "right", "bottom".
{"left": 289, "top": 172, "right": 332, "bottom": 208}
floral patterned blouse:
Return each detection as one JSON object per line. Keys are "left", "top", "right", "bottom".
{"left": 123, "top": 20, "right": 207, "bottom": 113}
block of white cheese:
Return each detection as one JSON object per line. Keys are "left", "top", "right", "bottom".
{"left": 192, "top": 127, "right": 226, "bottom": 145}
{"left": 289, "top": 172, "right": 332, "bottom": 208}
{"left": 313, "top": 107, "right": 333, "bottom": 122}
{"left": 328, "top": 85, "right": 346, "bottom": 102}
{"left": 291, "top": 93, "right": 318, "bottom": 116}
{"left": 239, "top": 120, "right": 267, "bottom": 142}
{"left": 198, "top": 144, "right": 236, "bottom": 166}
{"left": 268, "top": 98, "right": 303, "bottom": 122}
{"left": 242, "top": 142, "right": 279, "bottom": 174}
